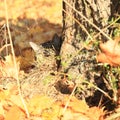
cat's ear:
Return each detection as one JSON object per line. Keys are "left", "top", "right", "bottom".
{"left": 29, "top": 42, "right": 43, "bottom": 52}
{"left": 52, "top": 34, "right": 62, "bottom": 51}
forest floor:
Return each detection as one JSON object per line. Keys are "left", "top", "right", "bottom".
{"left": 0, "top": 0, "right": 120, "bottom": 120}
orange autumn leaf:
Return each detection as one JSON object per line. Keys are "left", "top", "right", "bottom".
{"left": 50, "top": 96, "right": 104, "bottom": 120}
{"left": 0, "top": 88, "right": 26, "bottom": 120}
{"left": 64, "top": 96, "right": 89, "bottom": 113}
{"left": 97, "top": 53, "right": 120, "bottom": 66}
{"left": 0, "top": 103, "right": 5, "bottom": 119}
{"left": 27, "top": 95, "right": 53, "bottom": 116}
{"left": 0, "top": 89, "right": 9, "bottom": 101}
{"left": 0, "top": 88, "right": 21, "bottom": 118}
{"left": 97, "top": 39, "right": 120, "bottom": 66}
{"left": 64, "top": 97, "right": 104, "bottom": 120}
{"left": 87, "top": 107, "right": 104, "bottom": 120}
{"left": 99, "top": 40, "right": 120, "bottom": 56}
{"left": 41, "top": 96, "right": 90, "bottom": 120}
{"left": 0, "top": 92, "right": 105, "bottom": 120}
{"left": 5, "top": 105, "right": 25, "bottom": 120}
{"left": 0, "top": 114, "right": 4, "bottom": 120}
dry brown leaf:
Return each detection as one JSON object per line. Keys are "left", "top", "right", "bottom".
{"left": 5, "top": 105, "right": 25, "bottom": 120}
{"left": 97, "top": 52, "right": 120, "bottom": 66}
{"left": 86, "top": 107, "right": 104, "bottom": 120}
{"left": 0, "top": 103, "right": 5, "bottom": 119}
{"left": 53, "top": 97, "right": 89, "bottom": 120}
{"left": 50, "top": 96, "right": 104, "bottom": 120}
{"left": 0, "top": 91, "right": 105, "bottom": 120}
{"left": 0, "top": 114, "right": 4, "bottom": 120}
{"left": 67, "top": 96, "right": 89, "bottom": 113}
{"left": 97, "top": 39, "right": 120, "bottom": 66}
{"left": 0, "top": 88, "right": 26, "bottom": 120}
{"left": 28, "top": 95, "right": 53, "bottom": 116}
{"left": 100, "top": 40, "right": 120, "bottom": 56}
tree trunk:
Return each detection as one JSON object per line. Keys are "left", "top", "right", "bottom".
{"left": 59, "top": 0, "right": 120, "bottom": 101}
{"left": 60, "top": 0, "right": 111, "bottom": 73}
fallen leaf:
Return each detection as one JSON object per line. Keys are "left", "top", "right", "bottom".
{"left": 97, "top": 38, "right": 120, "bottom": 66}
{"left": 0, "top": 103, "right": 5, "bottom": 119}
{"left": 87, "top": 107, "right": 104, "bottom": 120}
{"left": 0, "top": 114, "right": 4, "bottom": 120}
{"left": 28, "top": 95, "right": 53, "bottom": 116}
{"left": 50, "top": 96, "right": 104, "bottom": 120}
{"left": 65, "top": 96, "right": 89, "bottom": 113}
{"left": 5, "top": 105, "right": 25, "bottom": 120}
{"left": 100, "top": 40, "right": 120, "bottom": 56}
{"left": 97, "top": 52, "right": 120, "bottom": 66}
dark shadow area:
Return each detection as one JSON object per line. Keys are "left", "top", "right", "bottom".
{"left": 86, "top": 74, "right": 116, "bottom": 111}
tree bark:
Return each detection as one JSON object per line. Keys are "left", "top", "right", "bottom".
{"left": 59, "top": 0, "right": 120, "bottom": 104}
{"left": 60, "top": 0, "right": 111, "bottom": 73}
{"left": 60, "top": 0, "right": 76, "bottom": 73}
{"left": 59, "top": 0, "right": 119, "bottom": 100}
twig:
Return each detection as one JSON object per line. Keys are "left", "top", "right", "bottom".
{"left": 62, "top": 84, "right": 77, "bottom": 115}
{"left": 0, "top": 44, "right": 10, "bottom": 53}
{"left": 94, "top": 16, "right": 120, "bottom": 39}
{"left": 4, "top": 0, "right": 30, "bottom": 118}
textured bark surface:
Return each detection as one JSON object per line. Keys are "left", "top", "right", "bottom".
{"left": 59, "top": 0, "right": 115, "bottom": 101}
{"left": 60, "top": 0, "right": 111, "bottom": 73}
{"left": 60, "top": 0, "right": 76, "bottom": 72}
